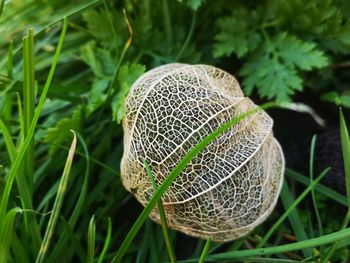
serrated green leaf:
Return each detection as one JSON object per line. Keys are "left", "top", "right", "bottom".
{"left": 45, "top": 107, "right": 82, "bottom": 155}
{"left": 274, "top": 33, "right": 328, "bottom": 70}
{"left": 213, "top": 8, "right": 261, "bottom": 58}
{"left": 112, "top": 64, "right": 145, "bottom": 123}
{"left": 241, "top": 53, "right": 302, "bottom": 101}
{"left": 240, "top": 33, "right": 328, "bottom": 101}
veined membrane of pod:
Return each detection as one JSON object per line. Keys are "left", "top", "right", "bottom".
{"left": 120, "top": 63, "right": 285, "bottom": 242}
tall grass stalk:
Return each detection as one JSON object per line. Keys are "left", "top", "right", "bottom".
{"left": 35, "top": 131, "right": 77, "bottom": 263}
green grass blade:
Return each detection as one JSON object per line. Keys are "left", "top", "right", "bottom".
{"left": 0, "top": 0, "right": 4, "bottom": 20}
{"left": 1, "top": 40, "right": 14, "bottom": 119}
{"left": 322, "top": 209, "right": 350, "bottom": 262}
{"left": 49, "top": 132, "right": 90, "bottom": 261}
{"left": 257, "top": 168, "right": 330, "bottom": 248}
{"left": 339, "top": 109, "right": 350, "bottom": 205}
{"left": 35, "top": 131, "right": 77, "bottom": 263}
{"left": 309, "top": 135, "right": 323, "bottom": 255}
{"left": 198, "top": 237, "right": 211, "bottom": 263}
{"left": 87, "top": 215, "right": 96, "bottom": 263}
{"left": 11, "top": 231, "right": 30, "bottom": 263}
{"left": 178, "top": 257, "right": 301, "bottom": 263}
{"left": 280, "top": 181, "right": 311, "bottom": 258}
{"left": 97, "top": 217, "right": 112, "bottom": 263}
{"left": 0, "top": 207, "right": 22, "bottom": 262}
{"left": 0, "top": 119, "right": 17, "bottom": 162}
{"left": 206, "top": 227, "right": 350, "bottom": 260}
{"left": 60, "top": 217, "right": 86, "bottom": 262}
{"left": 144, "top": 160, "right": 176, "bottom": 263}
{"left": 23, "top": 28, "right": 35, "bottom": 194}
{"left": 110, "top": 102, "right": 276, "bottom": 263}
{"left": 322, "top": 109, "right": 350, "bottom": 262}
{"left": 0, "top": 17, "right": 68, "bottom": 217}
{"left": 286, "top": 169, "right": 347, "bottom": 206}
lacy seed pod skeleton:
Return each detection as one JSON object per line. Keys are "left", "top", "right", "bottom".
{"left": 121, "top": 63, "right": 285, "bottom": 242}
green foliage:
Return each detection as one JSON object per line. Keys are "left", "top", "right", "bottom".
{"left": 213, "top": 8, "right": 261, "bottom": 58}
{"left": 240, "top": 33, "right": 328, "bottom": 101}
{"left": 0, "top": 0, "right": 350, "bottom": 262}
{"left": 214, "top": 0, "right": 350, "bottom": 101}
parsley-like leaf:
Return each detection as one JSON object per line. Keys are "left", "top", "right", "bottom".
{"left": 240, "top": 33, "right": 328, "bottom": 101}
{"left": 213, "top": 8, "right": 261, "bottom": 58}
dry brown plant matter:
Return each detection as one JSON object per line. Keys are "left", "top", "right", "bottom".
{"left": 121, "top": 63, "right": 285, "bottom": 242}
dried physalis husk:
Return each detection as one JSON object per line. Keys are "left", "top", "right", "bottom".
{"left": 121, "top": 63, "right": 284, "bottom": 242}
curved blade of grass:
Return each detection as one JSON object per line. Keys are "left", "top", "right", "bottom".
{"left": 280, "top": 181, "right": 311, "bottom": 258}
{"left": 339, "top": 109, "right": 350, "bottom": 206}
{"left": 22, "top": 28, "right": 35, "bottom": 194}
{"left": 309, "top": 135, "right": 324, "bottom": 256}
{"left": 97, "top": 217, "right": 112, "bottom": 263}
{"left": 178, "top": 257, "right": 301, "bottom": 263}
{"left": 205, "top": 227, "right": 350, "bottom": 260}
{"left": 87, "top": 215, "right": 96, "bottom": 263}
{"left": 0, "top": 17, "right": 67, "bottom": 217}
{"left": 198, "top": 237, "right": 211, "bottom": 263}
{"left": 144, "top": 160, "right": 176, "bottom": 263}
{"left": 0, "top": 207, "right": 22, "bottom": 262}
{"left": 111, "top": 102, "right": 276, "bottom": 263}
{"left": 286, "top": 168, "right": 347, "bottom": 206}
{"left": 48, "top": 132, "right": 90, "bottom": 261}
{"left": 257, "top": 168, "right": 330, "bottom": 248}
{"left": 35, "top": 131, "right": 77, "bottom": 263}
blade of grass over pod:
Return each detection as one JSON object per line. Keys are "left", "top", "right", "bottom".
{"left": 198, "top": 237, "right": 211, "bottom": 263}
{"left": 309, "top": 135, "right": 323, "bottom": 255}
{"left": 97, "top": 217, "right": 112, "bottom": 263}
{"left": 111, "top": 101, "right": 277, "bottom": 263}
{"left": 35, "top": 131, "right": 77, "bottom": 263}
{"left": 286, "top": 169, "right": 347, "bottom": 206}
{"left": 280, "top": 181, "right": 311, "bottom": 258}
{"left": 339, "top": 109, "right": 350, "bottom": 206}
{"left": 0, "top": 17, "right": 68, "bottom": 217}
{"left": 144, "top": 160, "right": 176, "bottom": 263}
{"left": 257, "top": 168, "right": 330, "bottom": 248}
{"left": 322, "top": 110, "right": 350, "bottom": 262}
{"left": 49, "top": 132, "right": 90, "bottom": 261}
{"left": 0, "top": 207, "right": 22, "bottom": 263}
{"left": 87, "top": 215, "right": 96, "bottom": 263}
